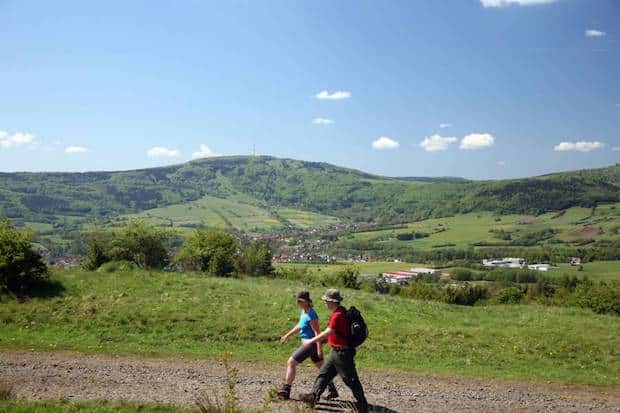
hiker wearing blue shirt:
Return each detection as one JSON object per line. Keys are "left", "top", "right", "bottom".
{"left": 277, "top": 290, "right": 338, "bottom": 400}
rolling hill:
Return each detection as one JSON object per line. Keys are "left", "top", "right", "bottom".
{"left": 1, "top": 156, "right": 619, "bottom": 229}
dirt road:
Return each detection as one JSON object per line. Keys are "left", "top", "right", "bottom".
{"left": 1, "top": 350, "right": 619, "bottom": 412}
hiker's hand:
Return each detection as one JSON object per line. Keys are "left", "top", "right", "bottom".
{"left": 280, "top": 335, "right": 288, "bottom": 344}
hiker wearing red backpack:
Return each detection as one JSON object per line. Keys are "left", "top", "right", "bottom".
{"left": 300, "top": 289, "right": 369, "bottom": 413}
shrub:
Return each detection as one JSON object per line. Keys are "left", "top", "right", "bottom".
{"left": 83, "top": 222, "right": 170, "bottom": 270}
{"left": 336, "top": 265, "right": 360, "bottom": 289}
{"left": 107, "top": 221, "right": 170, "bottom": 269}
{"left": 96, "top": 260, "right": 135, "bottom": 273}
{"left": 451, "top": 268, "right": 472, "bottom": 281}
{"left": 177, "top": 230, "right": 239, "bottom": 276}
{"left": 237, "top": 242, "right": 274, "bottom": 277}
{"left": 271, "top": 265, "right": 313, "bottom": 283}
{"left": 388, "top": 284, "right": 401, "bottom": 296}
{"left": 372, "top": 276, "right": 391, "bottom": 294}
{"left": 444, "top": 284, "right": 489, "bottom": 306}
{"left": 401, "top": 283, "right": 443, "bottom": 301}
{"left": 572, "top": 281, "right": 620, "bottom": 316}
{"left": 529, "top": 278, "right": 556, "bottom": 298}
{"left": 0, "top": 220, "right": 48, "bottom": 294}
{"left": 495, "top": 286, "right": 525, "bottom": 304}
{"left": 83, "top": 231, "right": 112, "bottom": 270}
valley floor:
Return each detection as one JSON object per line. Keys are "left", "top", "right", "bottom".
{"left": 1, "top": 350, "right": 619, "bottom": 413}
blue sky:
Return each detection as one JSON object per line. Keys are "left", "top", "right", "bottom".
{"left": 0, "top": 0, "right": 618, "bottom": 179}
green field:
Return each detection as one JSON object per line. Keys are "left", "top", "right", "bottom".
{"left": 119, "top": 196, "right": 339, "bottom": 233}
{"left": 1, "top": 270, "right": 618, "bottom": 386}
{"left": 345, "top": 204, "right": 620, "bottom": 250}
{"left": 278, "top": 260, "right": 620, "bottom": 282}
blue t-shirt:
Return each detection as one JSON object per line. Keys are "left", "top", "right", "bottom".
{"left": 299, "top": 308, "right": 319, "bottom": 340}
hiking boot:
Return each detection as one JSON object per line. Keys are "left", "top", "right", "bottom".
{"left": 299, "top": 392, "right": 316, "bottom": 407}
{"left": 277, "top": 384, "right": 291, "bottom": 400}
{"left": 324, "top": 387, "right": 339, "bottom": 400}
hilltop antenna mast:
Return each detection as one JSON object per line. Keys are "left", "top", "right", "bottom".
{"left": 252, "top": 143, "right": 256, "bottom": 157}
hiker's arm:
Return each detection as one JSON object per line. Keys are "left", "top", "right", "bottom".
{"left": 310, "top": 318, "right": 323, "bottom": 355}
{"left": 280, "top": 326, "right": 300, "bottom": 344}
{"left": 303, "top": 328, "right": 332, "bottom": 347}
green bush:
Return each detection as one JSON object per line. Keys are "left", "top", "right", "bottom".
{"left": 444, "top": 284, "right": 489, "bottom": 306}
{"left": 83, "top": 232, "right": 112, "bottom": 270}
{"left": 177, "top": 230, "right": 239, "bottom": 276}
{"left": 451, "top": 268, "right": 473, "bottom": 281}
{"left": 237, "top": 242, "right": 274, "bottom": 276}
{"left": 96, "top": 260, "right": 136, "bottom": 273}
{"left": 401, "top": 283, "right": 443, "bottom": 301}
{"left": 494, "top": 286, "right": 525, "bottom": 304}
{"left": 572, "top": 281, "right": 620, "bottom": 315}
{"left": 0, "top": 220, "right": 48, "bottom": 294}
{"left": 336, "top": 265, "right": 360, "bottom": 289}
{"left": 83, "top": 222, "right": 170, "bottom": 270}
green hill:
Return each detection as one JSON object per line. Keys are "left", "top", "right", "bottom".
{"left": 0, "top": 156, "right": 618, "bottom": 231}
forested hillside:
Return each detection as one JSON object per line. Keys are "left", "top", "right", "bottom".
{"left": 0, "top": 156, "right": 618, "bottom": 226}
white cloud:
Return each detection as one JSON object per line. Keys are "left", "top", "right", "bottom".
{"left": 312, "top": 117, "right": 335, "bottom": 125}
{"left": 553, "top": 141, "right": 605, "bottom": 152}
{"left": 419, "top": 134, "right": 457, "bottom": 152}
{"left": 314, "top": 90, "right": 352, "bottom": 100}
{"left": 0, "top": 131, "right": 34, "bottom": 149}
{"left": 439, "top": 123, "right": 452, "bottom": 129}
{"left": 371, "top": 136, "right": 400, "bottom": 150}
{"left": 460, "top": 133, "right": 495, "bottom": 150}
{"left": 497, "top": 160, "right": 506, "bottom": 166}
{"left": 585, "top": 29, "right": 606, "bottom": 38}
{"left": 147, "top": 146, "right": 180, "bottom": 158}
{"left": 480, "top": 0, "right": 559, "bottom": 7}
{"left": 64, "top": 145, "right": 89, "bottom": 153}
{"left": 191, "top": 144, "right": 220, "bottom": 160}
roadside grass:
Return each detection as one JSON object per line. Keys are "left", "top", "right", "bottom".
{"left": 346, "top": 204, "right": 620, "bottom": 249}
{"left": 0, "top": 269, "right": 619, "bottom": 386}
{"left": 0, "top": 380, "right": 15, "bottom": 401}
{"left": 0, "top": 400, "right": 199, "bottom": 413}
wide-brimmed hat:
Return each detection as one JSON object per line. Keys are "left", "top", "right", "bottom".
{"left": 322, "top": 288, "right": 344, "bottom": 303}
{"left": 296, "top": 290, "right": 312, "bottom": 303}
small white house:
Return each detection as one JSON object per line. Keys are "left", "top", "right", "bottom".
{"left": 528, "top": 264, "right": 556, "bottom": 272}
{"left": 483, "top": 258, "right": 526, "bottom": 268}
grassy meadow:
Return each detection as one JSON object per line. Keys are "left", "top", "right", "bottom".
{"left": 118, "top": 195, "right": 339, "bottom": 233}
{"left": 1, "top": 269, "right": 618, "bottom": 386}
{"left": 344, "top": 204, "right": 620, "bottom": 250}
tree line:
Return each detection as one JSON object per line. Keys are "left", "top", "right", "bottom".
{"left": 0, "top": 220, "right": 274, "bottom": 294}
{"left": 83, "top": 221, "right": 274, "bottom": 277}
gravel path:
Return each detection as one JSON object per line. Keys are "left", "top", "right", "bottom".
{"left": 1, "top": 350, "right": 619, "bottom": 412}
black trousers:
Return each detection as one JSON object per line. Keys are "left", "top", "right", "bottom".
{"left": 311, "top": 348, "right": 368, "bottom": 412}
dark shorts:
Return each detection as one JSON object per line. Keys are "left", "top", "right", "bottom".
{"left": 292, "top": 343, "right": 323, "bottom": 363}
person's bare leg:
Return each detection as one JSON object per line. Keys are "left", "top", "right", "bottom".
{"left": 285, "top": 357, "right": 298, "bottom": 385}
